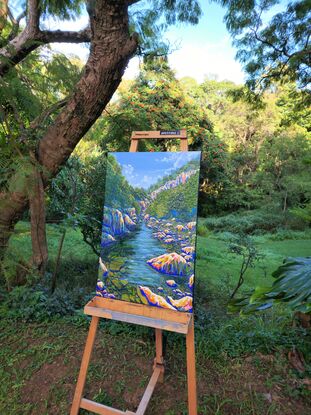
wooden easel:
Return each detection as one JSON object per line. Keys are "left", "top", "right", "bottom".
{"left": 71, "top": 129, "right": 197, "bottom": 415}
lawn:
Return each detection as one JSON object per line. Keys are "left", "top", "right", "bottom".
{"left": 197, "top": 231, "right": 311, "bottom": 293}
{"left": 0, "top": 220, "right": 310, "bottom": 414}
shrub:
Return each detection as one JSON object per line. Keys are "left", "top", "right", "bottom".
{"left": 268, "top": 229, "right": 311, "bottom": 241}
{"left": 197, "top": 221, "right": 209, "bottom": 237}
{"left": 203, "top": 209, "right": 303, "bottom": 234}
{"left": 0, "top": 284, "right": 92, "bottom": 321}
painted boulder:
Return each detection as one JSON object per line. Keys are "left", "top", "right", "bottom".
{"left": 101, "top": 232, "right": 115, "bottom": 247}
{"left": 138, "top": 286, "right": 176, "bottom": 310}
{"left": 166, "top": 279, "right": 177, "bottom": 288}
{"left": 124, "top": 214, "right": 136, "bottom": 231}
{"left": 147, "top": 252, "right": 191, "bottom": 276}
{"left": 167, "top": 295, "right": 193, "bottom": 312}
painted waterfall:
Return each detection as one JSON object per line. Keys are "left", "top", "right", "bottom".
{"left": 96, "top": 152, "right": 201, "bottom": 313}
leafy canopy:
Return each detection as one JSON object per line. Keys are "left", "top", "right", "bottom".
{"left": 216, "top": 0, "right": 311, "bottom": 92}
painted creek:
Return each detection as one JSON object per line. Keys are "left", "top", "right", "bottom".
{"left": 101, "top": 221, "right": 189, "bottom": 296}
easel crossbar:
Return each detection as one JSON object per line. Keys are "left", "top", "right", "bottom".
{"left": 85, "top": 297, "right": 191, "bottom": 334}
{"left": 78, "top": 366, "right": 162, "bottom": 415}
{"left": 80, "top": 398, "right": 135, "bottom": 414}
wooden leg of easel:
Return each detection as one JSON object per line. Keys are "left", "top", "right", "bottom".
{"left": 186, "top": 318, "right": 197, "bottom": 415}
{"left": 154, "top": 328, "right": 164, "bottom": 382}
{"left": 70, "top": 316, "right": 99, "bottom": 415}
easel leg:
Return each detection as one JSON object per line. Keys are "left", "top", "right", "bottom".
{"left": 154, "top": 328, "right": 164, "bottom": 382}
{"left": 186, "top": 318, "right": 197, "bottom": 415}
{"left": 70, "top": 316, "right": 99, "bottom": 415}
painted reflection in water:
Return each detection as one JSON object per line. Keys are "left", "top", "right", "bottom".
{"left": 96, "top": 152, "right": 201, "bottom": 313}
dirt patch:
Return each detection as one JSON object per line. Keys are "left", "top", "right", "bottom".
{"left": 21, "top": 354, "right": 74, "bottom": 413}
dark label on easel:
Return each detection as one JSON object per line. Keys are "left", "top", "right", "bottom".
{"left": 160, "top": 130, "right": 180, "bottom": 135}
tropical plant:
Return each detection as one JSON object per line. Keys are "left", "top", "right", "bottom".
{"left": 229, "top": 257, "right": 311, "bottom": 314}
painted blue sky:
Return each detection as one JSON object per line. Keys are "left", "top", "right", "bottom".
{"left": 112, "top": 151, "right": 201, "bottom": 190}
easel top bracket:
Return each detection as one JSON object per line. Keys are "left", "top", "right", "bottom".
{"left": 130, "top": 129, "right": 188, "bottom": 152}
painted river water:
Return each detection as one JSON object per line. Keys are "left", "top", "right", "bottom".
{"left": 101, "top": 222, "right": 189, "bottom": 297}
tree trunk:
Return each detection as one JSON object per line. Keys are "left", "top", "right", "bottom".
{"left": 0, "top": 181, "right": 29, "bottom": 263}
{"left": 51, "top": 228, "right": 66, "bottom": 293}
{"left": 28, "top": 163, "right": 48, "bottom": 274}
{"left": 0, "top": 1, "right": 138, "bottom": 265}
{"left": 38, "top": 2, "right": 138, "bottom": 176}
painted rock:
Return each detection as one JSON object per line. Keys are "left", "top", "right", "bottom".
{"left": 99, "top": 257, "right": 108, "bottom": 276}
{"left": 164, "top": 237, "right": 175, "bottom": 244}
{"left": 101, "top": 232, "right": 115, "bottom": 247}
{"left": 183, "top": 254, "right": 193, "bottom": 262}
{"left": 166, "top": 280, "right": 177, "bottom": 288}
{"left": 96, "top": 284, "right": 106, "bottom": 294}
{"left": 111, "top": 209, "right": 125, "bottom": 234}
{"left": 188, "top": 274, "right": 194, "bottom": 289}
{"left": 103, "top": 207, "right": 125, "bottom": 236}
{"left": 167, "top": 295, "right": 193, "bottom": 312}
{"left": 182, "top": 246, "right": 195, "bottom": 255}
{"left": 96, "top": 290, "right": 104, "bottom": 297}
{"left": 123, "top": 214, "right": 136, "bottom": 230}
{"left": 107, "top": 293, "right": 116, "bottom": 299}
{"left": 147, "top": 252, "right": 191, "bottom": 276}
{"left": 139, "top": 200, "right": 147, "bottom": 210}
{"left": 127, "top": 207, "right": 137, "bottom": 222}
{"left": 138, "top": 286, "right": 176, "bottom": 310}
{"left": 186, "top": 221, "right": 196, "bottom": 230}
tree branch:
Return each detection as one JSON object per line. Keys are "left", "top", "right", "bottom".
{"left": 30, "top": 98, "right": 68, "bottom": 131}
{"left": 39, "top": 28, "right": 91, "bottom": 44}
{"left": 0, "top": 26, "right": 91, "bottom": 77}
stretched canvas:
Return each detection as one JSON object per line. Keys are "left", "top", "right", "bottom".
{"left": 96, "top": 151, "right": 201, "bottom": 313}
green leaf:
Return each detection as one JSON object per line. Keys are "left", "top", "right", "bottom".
{"left": 229, "top": 257, "right": 311, "bottom": 315}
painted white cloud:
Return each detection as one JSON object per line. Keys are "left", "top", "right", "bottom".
{"left": 136, "top": 174, "right": 161, "bottom": 189}
{"left": 122, "top": 163, "right": 135, "bottom": 179}
{"left": 156, "top": 152, "right": 200, "bottom": 169}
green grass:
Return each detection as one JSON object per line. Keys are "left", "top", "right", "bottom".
{"left": 196, "top": 227, "right": 311, "bottom": 294}
{"left": 9, "top": 221, "right": 97, "bottom": 263}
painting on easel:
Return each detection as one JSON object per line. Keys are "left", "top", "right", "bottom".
{"left": 96, "top": 152, "right": 201, "bottom": 313}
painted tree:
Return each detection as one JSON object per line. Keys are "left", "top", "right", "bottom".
{"left": 0, "top": 0, "right": 201, "bottom": 272}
